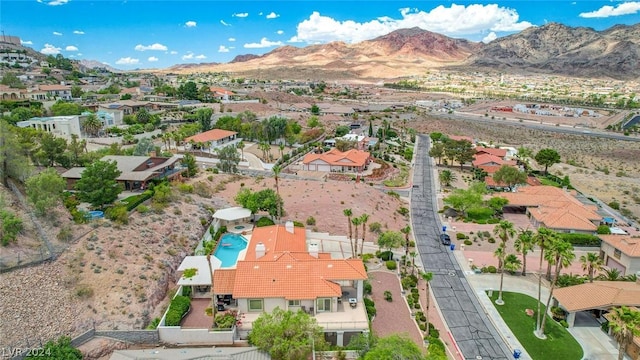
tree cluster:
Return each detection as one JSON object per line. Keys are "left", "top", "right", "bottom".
{"left": 235, "top": 188, "right": 284, "bottom": 220}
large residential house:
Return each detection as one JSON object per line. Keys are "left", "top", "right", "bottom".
{"left": 213, "top": 223, "right": 369, "bottom": 346}
{"left": 17, "top": 115, "right": 86, "bottom": 138}
{"left": 39, "top": 84, "right": 72, "bottom": 100}
{"left": 598, "top": 235, "right": 640, "bottom": 275}
{"left": 302, "top": 148, "right": 371, "bottom": 173}
{"left": 0, "top": 84, "right": 27, "bottom": 100}
{"left": 499, "top": 186, "right": 603, "bottom": 233}
{"left": 184, "top": 129, "right": 239, "bottom": 151}
{"left": 61, "top": 155, "right": 184, "bottom": 190}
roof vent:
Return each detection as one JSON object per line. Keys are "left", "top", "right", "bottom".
{"left": 286, "top": 264, "right": 292, "bottom": 269}
{"left": 256, "top": 242, "right": 266, "bottom": 259}
{"left": 285, "top": 221, "right": 294, "bottom": 234}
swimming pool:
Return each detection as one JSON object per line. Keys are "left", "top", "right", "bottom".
{"left": 214, "top": 233, "right": 248, "bottom": 267}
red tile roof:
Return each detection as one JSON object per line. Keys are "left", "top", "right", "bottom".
{"left": 230, "top": 253, "right": 367, "bottom": 299}
{"left": 185, "top": 129, "right": 237, "bottom": 143}
{"left": 499, "top": 186, "right": 600, "bottom": 231}
{"left": 554, "top": 281, "right": 640, "bottom": 312}
{"left": 472, "top": 153, "right": 516, "bottom": 167}
{"left": 244, "top": 225, "right": 307, "bottom": 261}
{"left": 213, "top": 269, "right": 236, "bottom": 294}
{"left": 303, "top": 148, "right": 370, "bottom": 167}
{"left": 475, "top": 146, "right": 507, "bottom": 158}
{"left": 599, "top": 235, "right": 640, "bottom": 257}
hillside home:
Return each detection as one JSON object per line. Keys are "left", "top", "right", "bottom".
{"left": 302, "top": 148, "right": 371, "bottom": 173}
{"left": 17, "top": 115, "right": 86, "bottom": 138}
{"left": 598, "top": 235, "right": 640, "bottom": 276}
{"left": 213, "top": 223, "right": 369, "bottom": 346}
{"left": 39, "top": 84, "right": 72, "bottom": 100}
{"left": 0, "top": 85, "right": 27, "bottom": 100}
{"left": 499, "top": 186, "right": 602, "bottom": 233}
{"left": 184, "top": 129, "right": 238, "bottom": 152}
{"left": 61, "top": 155, "right": 184, "bottom": 190}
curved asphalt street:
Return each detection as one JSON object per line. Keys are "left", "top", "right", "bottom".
{"left": 411, "top": 135, "right": 512, "bottom": 360}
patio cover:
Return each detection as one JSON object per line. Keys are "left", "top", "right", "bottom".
{"left": 177, "top": 256, "right": 221, "bottom": 286}
{"left": 554, "top": 281, "right": 640, "bottom": 312}
{"left": 213, "top": 207, "right": 252, "bottom": 222}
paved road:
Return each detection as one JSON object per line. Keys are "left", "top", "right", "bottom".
{"left": 411, "top": 135, "right": 512, "bottom": 360}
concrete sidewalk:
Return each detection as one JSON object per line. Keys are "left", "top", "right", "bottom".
{"left": 453, "top": 251, "right": 619, "bottom": 360}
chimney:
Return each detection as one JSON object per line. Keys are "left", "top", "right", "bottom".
{"left": 255, "top": 242, "right": 266, "bottom": 259}
{"left": 285, "top": 221, "right": 294, "bottom": 234}
{"left": 309, "top": 243, "right": 319, "bottom": 258}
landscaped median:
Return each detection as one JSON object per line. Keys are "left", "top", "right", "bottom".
{"left": 487, "top": 291, "right": 583, "bottom": 360}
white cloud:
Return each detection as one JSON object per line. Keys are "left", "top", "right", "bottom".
{"left": 73, "top": 30, "right": 85, "bottom": 35}
{"left": 266, "top": 12, "right": 279, "bottom": 19}
{"left": 195, "top": 54, "right": 207, "bottom": 59}
{"left": 65, "top": 45, "right": 78, "bottom": 51}
{"left": 218, "top": 45, "right": 230, "bottom": 53}
{"left": 21, "top": 40, "right": 33, "bottom": 45}
{"left": 482, "top": 32, "right": 497, "bottom": 43}
{"left": 290, "top": 5, "right": 533, "bottom": 44}
{"left": 40, "top": 44, "right": 61, "bottom": 55}
{"left": 233, "top": 13, "right": 248, "bottom": 18}
{"left": 228, "top": 37, "right": 236, "bottom": 42}
{"left": 182, "top": 53, "right": 194, "bottom": 60}
{"left": 115, "top": 57, "right": 140, "bottom": 65}
{"left": 148, "top": 56, "right": 159, "bottom": 62}
{"left": 579, "top": 2, "right": 640, "bottom": 18}
{"left": 221, "top": 20, "right": 230, "bottom": 26}
{"left": 77, "top": 53, "right": 82, "bottom": 56}
{"left": 53, "top": 31, "right": 63, "bottom": 36}
{"left": 276, "top": 30, "right": 284, "bottom": 35}
{"left": 38, "top": 0, "right": 69, "bottom": 6}
{"left": 244, "top": 37, "right": 283, "bottom": 49}
{"left": 259, "top": 12, "right": 263, "bottom": 16}
{"left": 170, "top": 51, "right": 178, "bottom": 55}
{"left": 185, "top": 21, "right": 197, "bottom": 27}
{"left": 134, "top": 43, "right": 168, "bottom": 51}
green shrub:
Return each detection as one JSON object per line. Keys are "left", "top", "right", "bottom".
{"left": 464, "top": 239, "right": 473, "bottom": 246}
{"left": 177, "top": 183, "right": 194, "bottom": 193}
{"left": 401, "top": 275, "right": 418, "bottom": 289}
{"left": 428, "top": 324, "right": 440, "bottom": 339}
{"left": 456, "top": 233, "right": 467, "bottom": 240}
{"left": 363, "top": 281, "right": 372, "bottom": 295}
{"left": 105, "top": 204, "right": 129, "bottom": 225}
{"left": 386, "top": 260, "right": 397, "bottom": 270}
{"left": 292, "top": 220, "right": 305, "bottom": 227}
{"left": 364, "top": 298, "right": 376, "bottom": 319}
{"left": 596, "top": 225, "right": 611, "bottom": 235}
{"left": 146, "top": 317, "right": 160, "bottom": 329}
{"left": 306, "top": 216, "right": 316, "bottom": 225}
{"left": 362, "top": 253, "right": 374, "bottom": 262}
{"left": 486, "top": 265, "right": 497, "bottom": 273}
{"left": 487, "top": 238, "right": 496, "bottom": 244}
{"left": 215, "top": 312, "right": 237, "bottom": 329}
{"left": 137, "top": 204, "right": 150, "bottom": 214}
{"left": 558, "top": 233, "right": 600, "bottom": 246}
{"left": 256, "top": 217, "right": 275, "bottom": 227}
{"left": 165, "top": 295, "right": 191, "bottom": 326}
{"left": 378, "top": 250, "right": 393, "bottom": 261}
{"left": 384, "top": 290, "right": 392, "bottom": 301}
{"left": 486, "top": 218, "right": 500, "bottom": 224}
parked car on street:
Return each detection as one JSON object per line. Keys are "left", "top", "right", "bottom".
{"left": 440, "top": 233, "right": 451, "bottom": 245}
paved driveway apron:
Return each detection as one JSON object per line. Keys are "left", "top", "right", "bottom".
{"left": 411, "top": 135, "right": 512, "bottom": 360}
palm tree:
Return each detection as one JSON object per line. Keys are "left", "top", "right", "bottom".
{"left": 352, "top": 217, "right": 362, "bottom": 258}
{"left": 344, "top": 209, "right": 354, "bottom": 258}
{"left": 580, "top": 252, "right": 604, "bottom": 283}
{"left": 422, "top": 271, "right": 434, "bottom": 336}
{"left": 272, "top": 165, "right": 281, "bottom": 222}
{"left": 400, "top": 225, "right": 411, "bottom": 258}
{"left": 206, "top": 253, "right": 217, "bottom": 328}
{"left": 439, "top": 169, "right": 455, "bottom": 187}
{"left": 540, "top": 238, "right": 575, "bottom": 336}
{"left": 600, "top": 268, "right": 623, "bottom": 281}
{"left": 81, "top": 113, "right": 103, "bottom": 137}
{"left": 494, "top": 244, "right": 507, "bottom": 305}
{"left": 608, "top": 306, "right": 640, "bottom": 360}
{"left": 534, "top": 227, "right": 557, "bottom": 337}
{"left": 493, "top": 220, "right": 516, "bottom": 249}
{"left": 359, "top": 213, "right": 369, "bottom": 257}
{"left": 410, "top": 251, "right": 418, "bottom": 276}
{"left": 504, "top": 254, "right": 523, "bottom": 275}
{"left": 279, "top": 143, "right": 285, "bottom": 159}
{"left": 514, "top": 229, "right": 535, "bottom": 276}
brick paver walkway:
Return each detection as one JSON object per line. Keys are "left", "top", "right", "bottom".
{"left": 368, "top": 270, "right": 425, "bottom": 348}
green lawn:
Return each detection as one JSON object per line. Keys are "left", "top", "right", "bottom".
{"left": 487, "top": 291, "right": 583, "bottom": 360}
{"left": 537, "top": 177, "right": 561, "bottom": 187}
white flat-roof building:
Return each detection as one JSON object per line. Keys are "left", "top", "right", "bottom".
{"left": 17, "top": 115, "right": 85, "bottom": 138}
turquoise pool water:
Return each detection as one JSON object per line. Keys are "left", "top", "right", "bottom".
{"left": 214, "top": 233, "right": 248, "bottom": 267}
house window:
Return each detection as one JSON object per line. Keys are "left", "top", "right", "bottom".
{"left": 248, "top": 299, "right": 263, "bottom": 311}
{"left": 316, "top": 298, "right": 331, "bottom": 312}
{"left": 288, "top": 300, "right": 301, "bottom": 307}
{"left": 614, "top": 249, "right": 621, "bottom": 259}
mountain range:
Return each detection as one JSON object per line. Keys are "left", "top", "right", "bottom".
{"left": 165, "top": 23, "right": 640, "bottom": 81}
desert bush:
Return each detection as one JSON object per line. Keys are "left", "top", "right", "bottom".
{"left": 485, "top": 266, "right": 497, "bottom": 273}
{"left": 177, "top": 183, "right": 194, "bottom": 194}
{"left": 57, "top": 225, "right": 74, "bottom": 242}
{"left": 385, "top": 260, "right": 397, "bottom": 270}
{"left": 486, "top": 218, "right": 500, "bottom": 224}
{"left": 596, "top": 225, "right": 611, "bottom": 234}
{"left": 164, "top": 295, "right": 191, "bottom": 326}
{"left": 558, "top": 233, "right": 600, "bottom": 246}
{"left": 456, "top": 233, "right": 467, "bottom": 240}
{"left": 464, "top": 239, "right": 473, "bottom": 246}
{"left": 384, "top": 290, "right": 392, "bottom": 301}
{"left": 369, "top": 222, "right": 383, "bottom": 234}
{"left": 306, "top": 216, "right": 316, "bottom": 226}
{"left": 75, "top": 284, "right": 94, "bottom": 299}
{"left": 256, "top": 217, "right": 275, "bottom": 227}
{"left": 105, "top": 204, "right": 129, "bottom": 225}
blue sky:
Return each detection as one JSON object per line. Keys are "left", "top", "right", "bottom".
{"left": 2, "top": 0, "right": 639, "bottom": 69}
